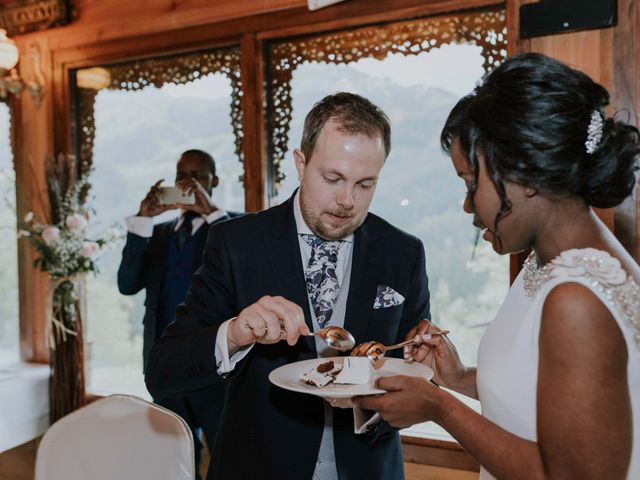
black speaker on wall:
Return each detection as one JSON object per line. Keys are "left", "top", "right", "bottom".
{"left": 520, "top": 0, "right": 617, "bottom": 39}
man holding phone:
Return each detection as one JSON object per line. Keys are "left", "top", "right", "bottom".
{"left": 117, "top": 149, "right": 238, "bottom": 479}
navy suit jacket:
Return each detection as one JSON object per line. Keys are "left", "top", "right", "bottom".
{"left": 145, "top": 195, "right": 430, "bottom": 480}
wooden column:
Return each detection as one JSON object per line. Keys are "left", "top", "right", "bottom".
{"left": 13, "top": 35, "right": 56, "bottom": 363}
{"left": 506, "top": 0, "right": 533, "bottom": 55}
{"left": 240, "top": 33, "right": 267, "bottom": 212}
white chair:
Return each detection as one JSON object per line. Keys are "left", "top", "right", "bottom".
{"left": 35, "top": 394, "right": 194, "bottom": 480}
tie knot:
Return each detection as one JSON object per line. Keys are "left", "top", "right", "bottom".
{"left": 182, "top": 210, "right": 199, "bottom": 225}
{"left": 301, "top": 234, "right": 341, "bottom": 256}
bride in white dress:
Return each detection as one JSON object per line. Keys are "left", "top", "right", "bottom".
{"left": 357, "top": 53, "right": 640, "bottom": 480}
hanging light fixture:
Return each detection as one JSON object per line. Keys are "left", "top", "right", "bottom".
{"left": 0, "top": 29, "right": 19, "bottom": 69}
{"left": 0, "top": 29, "right": 23, "bottom": 99}
{"left": 0, "top": 29, "right": 45, "bottom": 107}
{"left": 76, "top": 67, "right": 112, "bottom": 90}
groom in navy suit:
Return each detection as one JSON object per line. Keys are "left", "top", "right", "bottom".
{"left": 117, "top": 149, "right": 238, "bottom": 479}
{"left": 145, "top": 94, "right": 430, "bottom": 480}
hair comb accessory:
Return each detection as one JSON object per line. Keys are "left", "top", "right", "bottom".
{"left": 585, "top": 110, "right": 604, "bottom": 154}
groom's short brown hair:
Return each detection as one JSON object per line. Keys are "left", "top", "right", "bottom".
{"left": 300, "top": 92, "right": 391, "bottom": 163}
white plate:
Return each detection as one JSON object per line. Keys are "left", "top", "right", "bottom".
{"left": 268, "top": 357, "right": 433, "bottom": 399}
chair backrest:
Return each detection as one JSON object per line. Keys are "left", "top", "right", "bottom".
{"left": 35, "top": 394, "right": 194, "bottom": 480}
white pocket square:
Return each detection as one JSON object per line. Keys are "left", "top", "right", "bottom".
{"left": 373, "top": 285, "right": 405, "bottom": 309}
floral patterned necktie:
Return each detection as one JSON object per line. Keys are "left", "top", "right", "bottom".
{"left": 301, "top": 234, "right": 342, "bottom": 327}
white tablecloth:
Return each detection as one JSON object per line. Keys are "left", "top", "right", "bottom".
{"left": 0, "top": 362, "right": 49, "bottom": 453}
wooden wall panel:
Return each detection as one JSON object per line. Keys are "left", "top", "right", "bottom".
{"left": 506, "top": 1, "right": 640, "bottom": 270}
{"left": 72, "top": 0, "right": 303, "bottom": 24}
{"left": 254, "top": 0, "right": 500, "bottom": 40}
{"left": 403, "top": 437, "right": 480, "bottom": 471}
{"left": 521, "top": 19, "right": 613, "bottom": 234}
{"left": 612, "top": 0, "right": 640, "bottom": 261}
{"left": 506, "top": 1, "right": 640, "bottom": 275}
{"left": 529, "top": 29, "right": 616, "bottom": 232}
{"left": 13, "top": 0, "right": 501, "bottom": 49}
{"left": 36, "top": 0, "right": 306, "bottom": 49}
{"left": 530, "top": 29, "right": 613, "bottom": 87}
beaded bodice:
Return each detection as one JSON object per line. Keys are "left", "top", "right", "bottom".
{"left": 522, "top": 248, "right": 640, "bottom": 347}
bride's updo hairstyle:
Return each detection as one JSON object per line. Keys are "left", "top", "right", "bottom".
{"left": 441, "top": 53, "right": 639, "bottom": 227}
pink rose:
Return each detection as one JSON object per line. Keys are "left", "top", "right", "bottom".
{"left": 65, "top": 213, "right": 88, "bottom": 231}
{"left": 79, "top": 241, "right": 100, "bottom": 259}
{"left": 41, "top": 227, "right": 60, "bottom": 245}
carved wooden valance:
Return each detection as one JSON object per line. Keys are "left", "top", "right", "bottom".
{"left": 75, "top": 46, "right": 243, "bottom": 181}
{"left": 0, "top": 0, "right": 73, "bottom": 36}
{"left": 267, "top": 7, "right": 508, "bottom": 190}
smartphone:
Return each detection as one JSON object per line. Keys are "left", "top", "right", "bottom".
{"left": 158, "top": 186, "right": 196, "bottom": 205}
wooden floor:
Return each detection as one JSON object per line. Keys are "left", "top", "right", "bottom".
{"left": 200, "top": 442, "right": 480, "bottom": 480}
{"left": 1, "top": 438, "right": 478, "bottom": 480}
{"left": 405, "top": 462, "right": 479, "bottom": 480}
{"left": 0, "top": 439, "right": 39, "bottom": 480}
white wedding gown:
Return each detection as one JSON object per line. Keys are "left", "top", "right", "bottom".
{"left": 476, "top": 248, "right": 640, "bottom": 479}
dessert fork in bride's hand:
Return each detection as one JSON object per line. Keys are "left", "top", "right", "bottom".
{"left": 350, "top": 327, "right": 449, "bottom": 367}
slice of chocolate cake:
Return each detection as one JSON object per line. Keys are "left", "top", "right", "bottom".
{"left": 300, "top": 361, "right": 343, "bottom": 388}
{"left": 316, "top": 360, "right": 335, "bottom": 373}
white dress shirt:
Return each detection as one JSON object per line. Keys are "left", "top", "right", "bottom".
{"left": 125, "top": 209, "right": 228, "bottom": 238}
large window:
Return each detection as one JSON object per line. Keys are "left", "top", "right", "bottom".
{"left": 76, "top": 50, "right": 244, "bottom": 397}
{"left": 0, "top": 103, "right": 19, "bottom": 363}
{"left": 267, "top": 10, "right": 508, "bottom": 440}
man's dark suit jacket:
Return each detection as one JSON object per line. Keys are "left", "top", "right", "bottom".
{"left": 145, "top": 195, "right": 430, "bottom": 480}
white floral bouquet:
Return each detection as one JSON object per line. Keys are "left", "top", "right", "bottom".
{"left": 16, "top": 154, "right": 121, "bottom": 279}
{"left": 18, "top": 211, "right": 120, "bottom": 279}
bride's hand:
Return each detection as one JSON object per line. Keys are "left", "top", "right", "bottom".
{"left": 355, "top": 375, "right": 449, "bottom": 428}
{"left": 404, "top": 319, "right": 468, "bottom": 388}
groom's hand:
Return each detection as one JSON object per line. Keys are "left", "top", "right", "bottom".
{"left": 227, "top": 296, "right": 309, "bottom": 352}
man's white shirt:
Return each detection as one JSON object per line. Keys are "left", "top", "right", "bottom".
{"left": 125, "top": 209, "right": 228, "bottom": 238}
